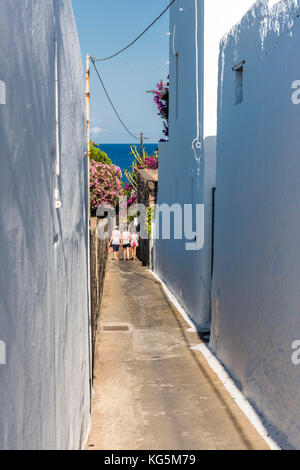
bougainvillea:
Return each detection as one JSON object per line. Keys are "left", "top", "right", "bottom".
{"left": 144, "top": 154, "right": 159, "bottom": 170}
{"left": 150, "top": 79, "right": 169, "bottom": 141}
{"left": 90, "top": 161, "right": 123, "bottom": 215}
{"left": 124, "top": 183, "right": 133, "bottom": 192}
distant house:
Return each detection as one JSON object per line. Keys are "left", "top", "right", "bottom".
{"left": 153, "top": 0, "right": 254, "bottom": 329}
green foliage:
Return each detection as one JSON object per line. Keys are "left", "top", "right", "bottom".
{"left": 124, "top": 145, "right": 147, "bottom": 192}
{"left": 90, "top": 141, "right": 112, "bottom": 165}
{"left": 146, "top": 205, "right": 156, "bottom": 237}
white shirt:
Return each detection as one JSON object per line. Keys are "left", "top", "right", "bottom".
{"left": 112, "top": 230, "right": 121, "bottom": 245}
{"left": 122, "top": 231, "right": 131, "bottom": 245}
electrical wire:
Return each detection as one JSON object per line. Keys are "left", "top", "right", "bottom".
{"left": 91, "top": 58, "right": 148, "bottom": 141}
{"left": 92, "top": 0, "right": 177, "bottom": 62}
{"left": 192, "top": 0, "right": 202, "bottom": 163}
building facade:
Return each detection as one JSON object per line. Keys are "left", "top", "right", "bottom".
{"left": 153, "top": 0, "right": 254, "bottom": 329}
{"left": 0, "top": 0, "right": 91, "bottom": 449}
{"left": 210, "top": 0, "right": 300, "bottom": 449}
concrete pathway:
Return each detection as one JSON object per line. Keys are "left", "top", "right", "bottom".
{"left": 87, "top": 259, "right": 269, "bottom": 450}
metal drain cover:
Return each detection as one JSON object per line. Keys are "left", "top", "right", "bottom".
{"left": 103, "top": 324, "right": 129, "bottom": 332}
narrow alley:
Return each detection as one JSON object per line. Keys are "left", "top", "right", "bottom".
{"left": 2, "top": 0, "right": 300, "bottom": 451}
{"left": 87, "top": 259, "right": 269, "bottom": 451}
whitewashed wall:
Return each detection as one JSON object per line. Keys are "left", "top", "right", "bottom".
{"left": 210, "top": 0, "right": 300, "bottom": 449}
{"left": 154, "top": 0, "right": 254, "bottom": 329}
{"left": 0, "top": 0, "right": 90, "bottom": 449}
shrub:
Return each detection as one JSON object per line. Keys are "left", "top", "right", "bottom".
{"left": 149, "top": 80, "right": 169, "bottom": 141}
{"left": 90, "top": 161, "right": 123, "bottom": 216}
{"left": 90, "top": 141, "right": 112, "bottom": 165}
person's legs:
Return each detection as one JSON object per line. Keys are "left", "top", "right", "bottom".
{"left": 133, "top": 246, "right": 136, "bottom": 260}
{"left": 126, "top": 247, "right": 130, "bottom": 260}
{"left": 113, "top": 245, "right": 120, "bottom": 261}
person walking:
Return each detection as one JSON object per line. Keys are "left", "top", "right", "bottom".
{"left": 121, "top": 227, "right": 131, "bottom": 261}
{"left": 110, "top": 226, "right": 121, "bottom": 261}
{"left": 131, "top": 230, "right": 139, "bottom": 261}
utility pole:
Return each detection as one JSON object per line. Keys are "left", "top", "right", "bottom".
{"left": 86, "top": 54, "right": 91, "bottom": 160}
{"left": 140, "top": 132, "right": 144, "bottom": 158}
{"left": 85, "top": 53, "right": 92, "bottom": 407}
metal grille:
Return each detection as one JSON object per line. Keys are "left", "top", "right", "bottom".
{"left": 103, "top": 325, "right": 129, "bottom": 332}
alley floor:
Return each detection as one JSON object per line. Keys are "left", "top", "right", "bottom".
{"left": 87, "top": 259, "right": 269, "bottom": 451}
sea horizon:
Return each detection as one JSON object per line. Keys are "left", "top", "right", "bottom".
{"left": 95, "top": 142, "right": 159, "bottom": 179}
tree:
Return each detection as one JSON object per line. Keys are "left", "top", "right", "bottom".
{"left": 90, "top": 141, "right": 112, "bottom": 165}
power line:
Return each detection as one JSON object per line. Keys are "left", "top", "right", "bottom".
{"left": 91, "top": 58, "right": 148, "bottom": 141}
{"left": 91, "top": 0, "right": 177, "bottom": 62}
{"left": 89, "top": 2, "right": 176, "bottom": 140}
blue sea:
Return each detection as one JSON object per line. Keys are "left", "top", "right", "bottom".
{"left": 98, "top": 143, "right": 158, "bottom": 178}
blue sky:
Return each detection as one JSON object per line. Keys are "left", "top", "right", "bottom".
{"left": 72, "top": 0, "right": 171, "bottom": 143}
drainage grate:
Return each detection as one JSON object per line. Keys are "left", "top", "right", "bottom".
{"left": 103, "top": 325, "right": 129, "bottom": 332}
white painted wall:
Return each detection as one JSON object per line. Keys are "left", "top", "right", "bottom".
{"left": 210, "top": 0, "right": 300, "bottom": 449}
{"left": 154, "top": 0, "right": 254, "bottom": 329}
{"left": 0, "top": 0, "right": 90, "bottom": 449}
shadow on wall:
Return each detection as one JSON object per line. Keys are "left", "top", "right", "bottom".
{"left": 90, "top": 218, "right": 109, "bottom": 375}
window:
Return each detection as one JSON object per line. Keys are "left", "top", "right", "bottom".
{"left": 232, "top": 60, "right": 245, "bottom": 105}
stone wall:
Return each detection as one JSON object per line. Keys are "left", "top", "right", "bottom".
{"left": 136, "top": 169, "right": 158, "bottom": 267}
{"left": 90, "top": 218, "right": 108, "bottom": 373}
